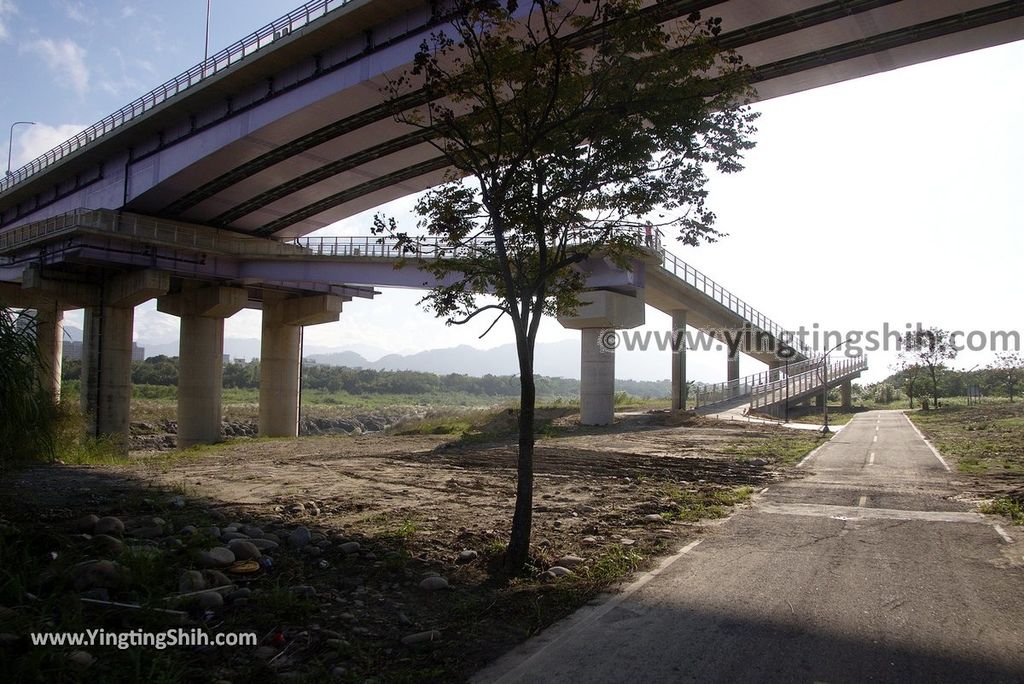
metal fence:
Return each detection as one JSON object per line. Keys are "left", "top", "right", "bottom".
{"left": 750, "top": 356, "right": 868, "bottom": 410}
{"left": 0, "top": 208, "right": 306, "bottom": 257}
{"left": 0, "top": 0, "right": 355, "bottom": 194}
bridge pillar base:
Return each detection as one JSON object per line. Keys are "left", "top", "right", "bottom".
{"left": 159, "top": 286, "right": 247, "bottom": 447}
{"left": 841, "top": 380, "right": 853, "bottom": 409}
{"left": 671, "top": 310, "right": 688, "bottom": 412}
{"left": 580, "top": 328, "right": 615, "bottom": 425}
{"left": 82, "top": 305, "right": 135, "bottom": 444}
{"left": 259, "top": 293, "right": 343, "bottom": 438}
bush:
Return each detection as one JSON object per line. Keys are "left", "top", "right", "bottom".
{"left": 0, "top": 307, "right": 57, "bottom": 471}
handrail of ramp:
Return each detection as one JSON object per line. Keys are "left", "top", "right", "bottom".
{"left": 0, "top": 0, "right": 355, "bottom": 194}
{"left": 750, "top": 356, "right": 867, "bottom": 410}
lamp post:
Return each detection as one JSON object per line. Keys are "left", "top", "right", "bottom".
{"left": 965, "top": 363, "right": 980, "bottom": 405}
{"left": 6, "top": 121, "right": 36, "bottom": 176}
{"left": 820, "top": 338, "right": 852, "bottom": 434}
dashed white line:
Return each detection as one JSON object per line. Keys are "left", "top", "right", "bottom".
{"left": 993, "top": 524, "right": 1014, "bottom": 544}
{"left": 858, "top": 495, "right": 867, "bottom": 507}
{"left": 873, "top": 435, "right": 878, "bottom": 443}
{"left": 867, "top": 452, "right": 876, "bottom": 465}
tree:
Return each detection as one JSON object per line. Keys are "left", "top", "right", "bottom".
{"left": 990, "top": 352, "right": 1023, "bottom": 402}
{"left": 375, "top": 0, "right": 756, "bottom": 571}
{"left": 904, "top": 328, "right": 958, "bottom": 409}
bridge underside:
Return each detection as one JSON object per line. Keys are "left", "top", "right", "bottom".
{"left": 1, "top": 1, "right": 1021, "bottom": 235}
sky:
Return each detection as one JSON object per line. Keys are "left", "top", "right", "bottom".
{"left": 1, "top": 1, "right": 1022, "bottom": 383}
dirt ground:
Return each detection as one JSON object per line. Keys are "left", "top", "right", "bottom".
{"left": 0, "top": 413, "right": 820, "bottom": 683}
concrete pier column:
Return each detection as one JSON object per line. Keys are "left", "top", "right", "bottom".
{"left": 841, "top": 380, "right": 853, "bottom": 408}
{"left": 82, "top": 305, "right": 136, "bottom": 440}
{"left": 671, "top": 310, "right": 688, "bottom": 412}
{"left": 158, "top": 285, "right": 247, "bottom": 447}
{"left": 556, "top": 289, "right": 645, "bottom": 427}
{"left": 768, "top": 359, "right": 783, "bottom": 382}
{"left": 727, "top": 353, "right": 740, "bottom": 397}
{"left": 259, "top": 293, "right": 343, "bottom": 437}
{"left": 581, "top": 328, "right": 615, "bottom": 425}
{"left": 34, "top": 303, "right": 64, "bottom": 403}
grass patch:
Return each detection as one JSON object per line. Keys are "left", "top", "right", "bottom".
{"left": 662, "top": 485, "right": 754, "bottom": 522}
{"left": 909, "top": 403, "right": 1024, "bottom": 475}
{"left": 980, "top": 496, "right": 1024, "bottom": 525}
{"left": 721, "top": 433, "right": 826, "bottom": 466}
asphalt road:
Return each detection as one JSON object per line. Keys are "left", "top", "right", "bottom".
{"left": 476, "top": 410, "right": 1024, "bottom": 683}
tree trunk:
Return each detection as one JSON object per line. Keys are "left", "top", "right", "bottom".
{"left": 505, "top": 343, "right": 536, "bottom": 573}
{"left": 930, "top": 367, "right": 940, "bottom": 409}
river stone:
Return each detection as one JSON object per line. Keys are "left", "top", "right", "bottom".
{"left": 201, "top": 526, "right": 221, "bottom": 539}
{"left": 204, "top": 569, "right": 231, "bottom": 587}
{"left": 555, "top": 555, "right": 584, "bottom": 568}
{"left": 290, "top": 585, "right": 316, "bottom": 599}
{"left": 94, "top": 516, "right": 124, "bottom": 537}
{"left": 401, "top": 630, "right": 441, "bottom": 646}
{"left": 67, "top": 650, "right": 96, "bottom": 669}
{"left": 196, "top": 547, "right": 235, "bottom": 568}
{"left": 241, "top": 525, "right": 264, "bottom": 538}
{"left": 546, "top": 566, "right": 573, "bottom": 577}
{"left": 457, "top": 550, "right": 478, "bottom": 563}
{"left": 74, "top": 514, "right": 99, "bottom": 533}
{"left": 196, "top": 592, "right": 223, "bottom": 610}
{"left": 132, "top": 525, "right": 164, "bottom": 539}
{"left": 250, "top": 538, "right": 279, "bottom": 551}
{"left": 91, "top": 534, "right": 124, "bottom": 556}
{"left": 179, "top": 570, "right": 206, "bottom": 592}
{"left": 643, "top": 514, "right": 664, "bottom": 523}
{"left": 339, "top": 541, "right": 360, "bottom": 554}
{"left": 418, "top": 576, "right": 450, "bottom": 591}
{"left": 179, "top": 525, "right": 198, "bottom": 536}
{"left": 221, "top": 531, "right": 250, "bottom": 543}
{"left": 226, "top": 588, "right": 251, "bottom": 602}
{"left": 227, "top": 539, "right": 261, "bottom": 561}
{"left": 71, "top": 560, "right": 130, "bottom": 591}
{"left": 288, "top": 526, "right": 311, "bottom": 549}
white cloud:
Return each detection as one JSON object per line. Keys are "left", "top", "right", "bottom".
{"left": 121, "top": 5, "right": 136, "bottom": 19}
{"left": 61, "top": 0, "right": 92, "bottom": 25}
{"left": 0, "top": 0, "right": 16, "bottom": 42}
{"left": 20, "top": 37, "right": 90, "bottom": 95}
{"left": 11, "top": 122, "right": 87, "bottom": 169}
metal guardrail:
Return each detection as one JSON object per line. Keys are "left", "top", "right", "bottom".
{"left": 693, "top": 369, "right": 775, "bottom": 409}
{"left": 0, "top": 209, "right": 307, "bottom": 257}
{"left": 750, "top": 356, "right": 868, "bottom": 410}
{"left": 659, "top": 250, "right": 812, "bottom": 358}
{"left": 0, "top": 0, "right": 355, "bottom": 194}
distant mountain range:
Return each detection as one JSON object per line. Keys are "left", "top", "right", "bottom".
{"left": 65, "top": 325, "right": 731, "bottom": 382}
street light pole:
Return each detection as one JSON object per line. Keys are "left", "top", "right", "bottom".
{"left": 205, "top": 0, "right": 212, "bottom": 64}
{"left": 820, "top": 338, "right": 852, "bottom": 434}
{"left": 6, "top": 121, "right": 36, "bottom": 176}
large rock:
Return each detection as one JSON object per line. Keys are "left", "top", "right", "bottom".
{"left": 94, "top": 517, "right": 124, "bottom": 537}
{"left": 91, "top": 534, "right": 124, "bottom": 557}
{"left": 418, "top": 576, "right": 450, "bottom": 591}
{"left": 287, "top": 526, "right": 311, "bottom": 549}
{"left": 196, "top": 547, "right": 235, "bottom": 568}
{"left": 227, "top": 540, "right": 261, "bottom": 561}
{"left": 73, "top": 514, "right": 99, "bottom": 533}
{"left": 71, "top": 560, "right": 130, "bottom": 591}
{"left": 179, "top": 570, "right": 206, "bottom": 592}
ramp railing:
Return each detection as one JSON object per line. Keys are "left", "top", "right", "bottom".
{"left": 750, "top": 356, "right": 867, "bottom": 411}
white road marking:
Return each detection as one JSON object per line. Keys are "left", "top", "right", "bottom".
{"left": 796, "top": 440, "right": 830, "bottom": 468}
{"left": 993, "top": 524, "right": 1014, "bottom": 544}
{"left": 868, "top": 452, "right": 876, "bottom": 465}
{"left": 873, "top": 435, "right": 878, "bottom": 443}
{"left": 760, "top": 487, "right": 770, "bottom": 495}
{"left": 483, "top": 538, "right": 705, "bottom": 682}
{"left": 758, "top": 502, "right": 988, "bottom": 524}
{"left": 903, "top": 414, "right": 952, "bottom": 472}
{"left": 858, "top": 495, "right": 867, "bottom": 507}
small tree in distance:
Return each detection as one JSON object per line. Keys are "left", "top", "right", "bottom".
{"left": 374, "top": 0, "right": 757, "bottom": 572}
{"left": 990, "top": 352, "right": 1023, "bottom": 402}
{"left": 904, "top": 327, "right": 958, "bottom": 409}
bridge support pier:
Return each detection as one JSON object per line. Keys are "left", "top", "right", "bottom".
{"left": 557, "top": 290, "right": 644, "bottom": 426}
{"left": 82, "top": 270, "right": 169, "bottom": 443}
{"left": 727, "top": 354, "right": 740, "bottom": 397}
{"left": 34, "top": 302, "right": 64, "bottom": 404}
{"left": 671, "top": 310, "right": 688, "bottom": 412}
{"left": 159, "top": 285, "right": 247, "bottom": 447}
{"left": 841, "top": 380, "right": 853, "bottom": 409}
{"left": 769, "top": 359, "right": 782, "bottom": 382}
{"left": 259, "top": 293, "right": 343, "bottom": 438}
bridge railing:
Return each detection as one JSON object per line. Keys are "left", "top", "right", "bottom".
{"left": 0, "top": 0, "right": 356, "bottom": 195}
{"left": 693, "top": 369, "right": 775, "bottom": 409}
{"left": 750, "top": 356, "right": 867, "bottom": 410}
{"left": 0, "top": 208, "right": 306, "bottom": 257}
{"left": 658, "top": 249, "right": 812, "bottom": 358}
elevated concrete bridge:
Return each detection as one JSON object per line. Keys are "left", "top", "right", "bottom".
{"left": 2, "top": 0, "right": 1020, "bottom": 445}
